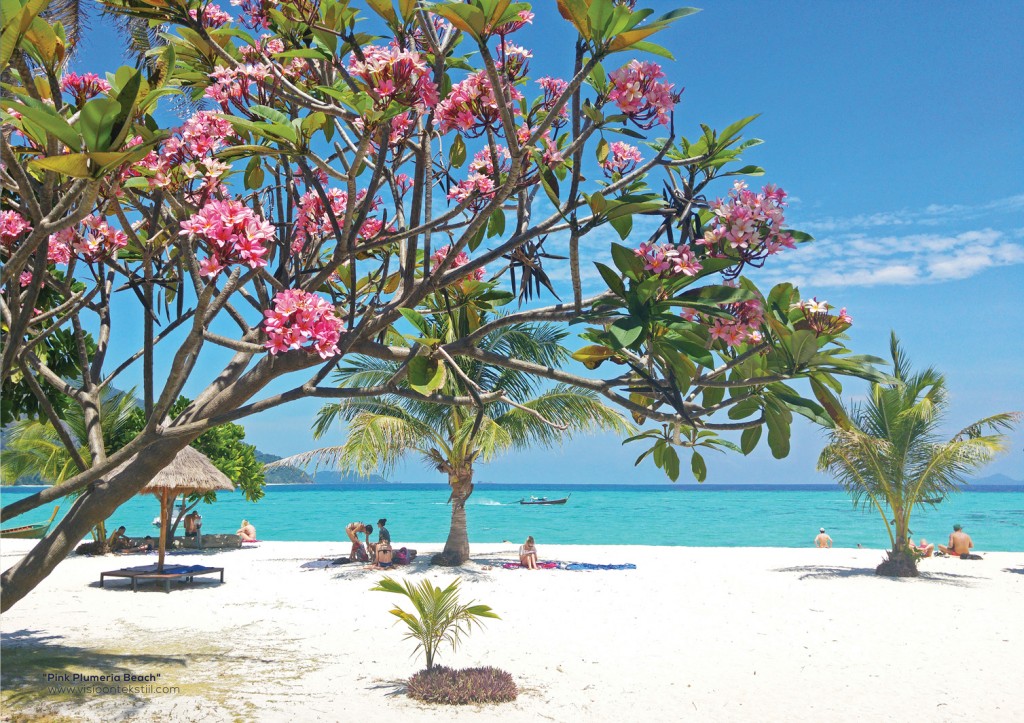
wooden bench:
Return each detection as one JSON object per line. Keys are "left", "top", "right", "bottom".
{"left": 100, "top": 566, "right": 225, "bottom": 593}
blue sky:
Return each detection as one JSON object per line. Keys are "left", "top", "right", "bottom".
{"left": 70, "top": 2, "right": 1023, "bottom": 484}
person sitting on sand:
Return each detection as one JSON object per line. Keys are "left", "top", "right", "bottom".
{"left": 122, "top": 535, "right": 155, "bottom": 554}
{"left": 107, "top": 525, "right": 130, "bottom": 551}
{"left": 916, "top": 538, "right": 935, "bottom": 557}
{"left": 236, "top": 519, "right": 257, "bottom": 541}
{"left": 346, "top": 522, "right": 373, "bottom": 561}
{"left": 519, "top": 536, "right": 538, "bottom": 570}
{"left": 815, "top": 528, "right": 832, "bottom": 548}
{"left": 938, "top": 524, "right": 972, "bottom": 556}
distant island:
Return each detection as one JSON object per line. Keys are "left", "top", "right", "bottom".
{"left": 254, "top": 451, "right": 390, "bottom": 485}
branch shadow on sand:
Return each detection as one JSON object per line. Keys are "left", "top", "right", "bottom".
{"left": 773, "top": 565, "right": 984, "bottom": 587}
{"left": 0, "top": 629, "right": 190, "bottom": 714}
{"left": 1003, "top": 567, "right": 1024, "bottom": 575}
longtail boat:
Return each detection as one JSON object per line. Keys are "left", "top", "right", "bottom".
{"left": 519, "top": 495, "right": 570, "bottom": 506}
{"left": 0, "top": 506, "right": 60, "bottom": 539}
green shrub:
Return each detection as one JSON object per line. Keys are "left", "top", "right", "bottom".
{"left": 407, "top": 666, "right": 518, "bottom": 705}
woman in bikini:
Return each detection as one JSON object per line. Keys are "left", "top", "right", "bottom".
{"left": 519, "top": 536, "right": 538, "bottom": 570}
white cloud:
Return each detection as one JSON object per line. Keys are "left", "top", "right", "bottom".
{"left": 795, "top": 193, "right": 1024, "bottom": 234}
{"left": 758, "top": 228, "right": 1024, "bottom": 288}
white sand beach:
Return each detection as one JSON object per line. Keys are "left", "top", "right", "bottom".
{"left": 2, "top": 540, "right": 1022, "bottom": 722}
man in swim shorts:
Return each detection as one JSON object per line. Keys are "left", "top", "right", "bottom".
{"left": 815, "top": 527, "right": 833, "bottom": 548}
{"left": 938, "top": 524, "right": 973, "bottom": 556}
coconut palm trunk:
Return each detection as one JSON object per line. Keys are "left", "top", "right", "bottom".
{"left": 435, "top": 465, "right": 474, "bottom": 566}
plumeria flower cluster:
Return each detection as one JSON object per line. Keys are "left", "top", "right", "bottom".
{"left": 708, "top": 299, "right": 765, "bottom": 347}
{"left": 0, "top": 210, "right": 32, "bottom": 252}
{"left": 515, "top": 124, "right": 563, "bottom": 169}
{"left": 492, "top": 9, "right": 534, "bottom": 36}
{"left": 189, "top": 3, "right": 231, "bottom": 28}
{"left": 436, "top": 71, "right": 524, "bottom": 137}
{"left": 634, "top": 241, "right": 702, "bottom": 277}
{"left": 792, "top": 297, "right": 853, "bottom": 334}
{"left": 348, "top": 45, "right": 439, "bottom": 115}
{"left": 536, "top": 76, "right": 570, "bottom": 124}
{"left": 292, "top": 188, "right": 387, "bottom": 253}
{"left": 447, "top": 145, "right": 512, "bottom": 210}
{"left": 51, "top": 216, "right": 129, "bottom": 263}
{"left": 699, "top": 182, "right": 796, "bottom": 276}
{"left": 495, "top": 42, "right": 532, "bottom": 84}
{"left": 136, "top": 111, "right": 235, "bottom": 193}
{"left": 60, "top": 72, "right": 111, "bottom": 104}
{"left": 354, "top": 112, "right": 415, "bottom": 151}
{"left": 602, "top": 141, "right": 643, "bottom": 177}
{"left": 263, "top": 289, "right": 345, "bottom": 358}
{"left": 241, "top": 34, "right": 285, "bottom": 60}
{"left": 205, "top": 64, "right": 273, "bottom": 108}
{"left": 179, "top": 199, "right": 273, "bottom": 277}
{"left": 607, "top": 61, "right": 677, "bottom": 129}
{"left": 430, "top": 245, "right": 486, "bottom": 281}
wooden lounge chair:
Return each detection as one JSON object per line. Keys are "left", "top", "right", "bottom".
{"left": 100, "top": 564, "right": 225, "bottom": 593}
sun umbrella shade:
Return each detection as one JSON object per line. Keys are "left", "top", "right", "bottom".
{"left": 116, "top": 446, "right": 235, "bottom": 572}
{"left": 136, "top": 445, "right": 235, "bottom": 496}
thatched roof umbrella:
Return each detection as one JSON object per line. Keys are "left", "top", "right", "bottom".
{"left": 122, "top": 446, "right": 234, "bottom": 572}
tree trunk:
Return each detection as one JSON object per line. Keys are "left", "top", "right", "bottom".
{"left": 432, "top": 466, "right": 474, "bottom": 566}
{"left": 878, "top": 507, "right": 919, "bottom": 577}
{"left": 0, "top": 349, "right": 321, "bottom": 612}
{"left": 0, "top": 437, "right": 188, "bottom": 612}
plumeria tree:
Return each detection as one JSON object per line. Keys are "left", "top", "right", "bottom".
{"left": 0, "top": 0, "right": 884, "bottom": 611}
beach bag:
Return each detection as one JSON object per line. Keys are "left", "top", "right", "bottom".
{"left": 394, "top": 547, "right": 409, "bottom": 565}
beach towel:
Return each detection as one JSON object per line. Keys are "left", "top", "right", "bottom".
{"left": 562, "top": 563, "right": 636, "bottom": 571}
{"left": 502, "top": 561, "right": 558, "bottom": 570}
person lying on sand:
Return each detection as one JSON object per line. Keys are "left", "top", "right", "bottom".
{"left": 346, "top": 522, "right": 373, "bottom": 561}
{"left": 236, "top": 519, "right": 257, "bottom": 541}
{"left": 815, "top": 528, "right": 832, "bottom": 548}
{"left": 915, "top": 538, "right": 935, "bottom": 558}
{"left": 938, "top": 524, "right": 972, "bottom": 556}
{"left": 519, "top": 536, "right": 538, "bottom": 570}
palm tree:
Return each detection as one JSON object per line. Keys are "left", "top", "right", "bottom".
{"left": 817, "top": 333, "right": 1019, "bottom": 577}
{"left": 371, "top": 576, "right": 498, "bottom": 671}
{"left": 1, "top": 386, "right": 139, "bottom": 549}
{"left": 281, "top": 309, "right": 633, "bottom": 565}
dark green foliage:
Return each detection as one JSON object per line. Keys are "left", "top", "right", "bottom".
{"left": 406, "top": 666, "right": 517, "bottom": 705}
{"left": 123, "top": 397, "right": 265, "bottom": 502}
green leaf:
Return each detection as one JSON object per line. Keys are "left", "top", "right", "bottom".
{"left": 609, "top": 213, "right": 632, "bottom": 241}
{"left": 77, "top": 97, "right": 120, "bottom": 152}
{"left": 250, "top": 103, "right": 291, "bottom": 126}
{"left": 596, "top": 137, "right": 610, "bottom": 164}
{"left": 407, "top": 355, "right": 446, "bottom": 395}
{"left": 740, "top": 426, "right": 761, "bottom": 455}
{"left": 244, "top": 156, "right": 264, "bottom": 190}
{"left": 594, "top": 262, "right": 625, "bottom": 298}
{"left": 764, "top": 401, "right": 791, "bottom": 459}
{"left": 108, "top": 68, "right": 142, "bottom": 150}
{"left": 609, "top": 242, "right": 643, "bottom": 279}
{"left": 787, "top": 329, "right": 819, "bottom": 367}
{"left": 398, "top": 308, "right": 429, "bottom": 334}
{"left": 609, "top": 317, "right": 644, "bottom": 348}
{"left": 677, "top": 284, "right": 754, "bottom": 306}
{"left": 662, "top": 445, "right": 680, "bottom": 481}
{"left": 450, "top": 134, "right": 466, "bottom": 168}
{"left": 487, "top": 208, "right": 505, "bottom": 238}
{"left": 3, "top": 100, "right": 81, "bottom": 152}
{"left": 690, "top": 450, "right": 707, "bottom": 482}
{"left": 29, "top": 153, "right": 91, "bottom": 177}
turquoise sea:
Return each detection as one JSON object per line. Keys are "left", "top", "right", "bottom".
{"left": 2, "top": 484, "right": 1023, "bottom": 551}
